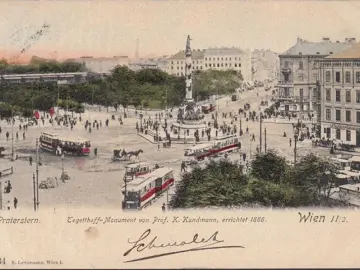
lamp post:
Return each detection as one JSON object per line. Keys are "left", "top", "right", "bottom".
{"left": 0, "top": 181, "right": 2, "bottom": 210}
{"left": 36, "top": 138, "right": 39, "bottom": 210}
{"left": 61, "top": 152, "right": 65, "bottom": 173}
{"left": 239, "top": 117, "right": 243, "bottom": 136}
{"left": 33, "top": 173, "right": 36, "bottom": 212}
{"left": 122, "top": 175, "right": 128, "bottom": 210}
{"left": 259, "top": 116, "right": 263, "bottom": 153}
{"left": 11, "top": 109, "right": 14, "bottom": 161}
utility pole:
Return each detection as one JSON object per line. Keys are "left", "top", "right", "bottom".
{"left": 11, "top": 109, "right": 14, "bottom": 161}
{"left": 0, "top": 182, "right": 2, "bottom": 210}
{"left": 33, "top": 173, "right": 36, "bottom": 212}
{"left": 36, "top": 138, "right": 39, "bottom": 210}
{"left": 259, "top": 116, "right": 263, "bottom": 153}
{"left": 264, "top": 127, "right": 267, "bottom": 153}
{"left": 123, "top": 175, "right": 127, "bottom": 210}
{"left": 239, "top": 117, "right": 242, "bottom": 136}
{"left": 61, "top": 152, "right": 65, "bottom": 173}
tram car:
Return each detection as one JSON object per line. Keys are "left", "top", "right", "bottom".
{"left": 123, "top": 161, "right": 152, "bottom": 181}
{"left": 122, "top": 167, "right": 174, "bottom": 210}
{"left": 39, "top": 132, "right": 91, "bottom": 156}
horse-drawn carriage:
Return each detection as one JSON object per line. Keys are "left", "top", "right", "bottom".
{"left": 112, "top": 149, "right": 144, "bottom": 161}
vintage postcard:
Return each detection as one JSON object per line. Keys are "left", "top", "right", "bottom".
{"left": 0, "top": 0, "right": 360, "bottom": 268}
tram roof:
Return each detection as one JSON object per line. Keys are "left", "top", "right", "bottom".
{"left": 125, "top": 162, "right": 150, "bottom": 168}
{"left": 338, "top": 170, "right": 360, "bottom": 177}
{"left": 185, "top": 144, "right": 212, "bottom": 151}
{"left": 41, "top": 132, "right": 89, "bottom": 143}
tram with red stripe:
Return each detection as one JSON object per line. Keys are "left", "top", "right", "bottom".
{"left": 124, "top": 162, "right": 152, "bottom": 181}
{"left": 122, "top": 167, "right": 174, "bottom": 210}
{"left": 185, "top": 135, "right": 241, "bottom": 163}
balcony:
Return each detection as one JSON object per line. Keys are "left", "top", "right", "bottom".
{"left": 276, "top": 94, "right": 294, "bottom": 101}
{"left": 277, "top": 81, "right": 294, "bottom": 87}
{"left": 293, "top": 95, "right": 311, "bottom": 102}
{"left": 281, "top": 68, "right": 291, "bottom": 74}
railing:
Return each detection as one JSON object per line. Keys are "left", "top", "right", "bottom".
{"left": 281, "top": 68, "right": 291, "bottom": 73}
{"left": 293, "top": 96, "right": 311, "bottom": 102}
{"left": 277, "top": 81, "right": 294, "bottom": 87}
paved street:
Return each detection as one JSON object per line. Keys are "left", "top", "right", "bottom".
{"left": 0, "top": 86, "right": 329, "bottom": 211}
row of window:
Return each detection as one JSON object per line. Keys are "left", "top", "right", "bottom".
{"left": 205, "top": 63, "right": 241, "bottom": 68}
{"left": 171, "top": 66, "right": 202, "bottom": 70}
{"left": 284, "top": 60, "right": 306, "bottom": 70}
{"left": 325, "top": 71, "right": 360, "bottom": 83}
{"left": 171, "top": 60, "right": 202, "bottom": 65}
{"left": 204, "top": 57, "right": 240, "bottom": 61}
{"left": 324, "top": 128, "right": 352, "bottom": 142}
{"left": 325, "top": 89, "right": 360, "bottom": 103}
{"left": 325, "top": 108, "right": 360, "bottom": 123}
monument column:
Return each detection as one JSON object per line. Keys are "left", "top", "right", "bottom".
{"left": 185, "top": 35, "right": 194, "bottom": 103}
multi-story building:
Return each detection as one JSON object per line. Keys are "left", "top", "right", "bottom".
{"left": 318, "top": 43, "right": 360, "bottom": 146}
{"left": 167, "top": 49, "right": 205, "bottom": 76}
{"left": 74, "top": 56, "right": 129, "bottom": 74}
{"left": 276, "top": 37, "right": 355, "bottom": 120}
{"left": 167, "top": 47, "right": 252, "bottom": 81}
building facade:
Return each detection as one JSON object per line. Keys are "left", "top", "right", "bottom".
{"left": 75, "top": 56, "right": 129, "bottom": 74}
{"left": 318, "top": 43, "right": 360, "bottom": 146}
{"left": 167, "top": 47, "right": 252, "bottom": 82}
{"left": 0, "top": 72, "right": 88, "bottom": 85}
{"left": 276, "top": 37, "right": 355, "bottom": 120}
{"left": 167, "top": 50, "right": 204, "bottom": 76}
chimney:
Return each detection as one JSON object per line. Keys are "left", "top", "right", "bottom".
{"left": 322, "top": 37, "right": 330, "bottom": 43}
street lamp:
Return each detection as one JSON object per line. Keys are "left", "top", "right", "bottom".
{"left": 259, "top": 116, "right": 263, "bottom": 153}
{"left": 61, "top": 152, "right": 65, "bottom": 173}
{"left": 11, "top": 109, "right": 14, "bottom": 161}
{"left": 36, "top": 138, "right": 39, "bottom": 210}
{"left": 33, "top": 173, "right": 36, "bottom": 212}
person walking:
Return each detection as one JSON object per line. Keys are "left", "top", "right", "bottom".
{"left": 289, "top": 138, "right": 292, "bottom": 147}
{"left": 94, "top": 148, "right": 98, "bottom": 157}
{"left": 13, "top": 197, "right": 18, "bottom": 209}
{"left": 23, "top": 132, "right": 25, "bottom": 140}
{"left": 162, "top": 203, "right": 166, "bottom": 212}
{"left": 29, "top": 156, "right": 33, "bottom": 166}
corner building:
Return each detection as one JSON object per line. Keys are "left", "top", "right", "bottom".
{"left": 318, "top": 43, "right": 360, "bottom": 146}
{"left": 276, "top": 37, "right": 355, "bottom": 120}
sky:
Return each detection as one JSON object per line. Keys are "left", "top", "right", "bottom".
{"left": 1, "top": 0, "right": 360, "bottom": 62}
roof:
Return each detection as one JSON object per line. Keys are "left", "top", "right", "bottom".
{"left": 331, "top": 157, "right": 351, "bottom": 163}
{"left": 339, "top": 170, "right": 360, "bottom": 177}
{"left": 281, "top": 39, "right": 354, "bottom": 56}
{"left": 350, "top": 156, "right": 360, "bottom": 162}
{"left": 325, "top": 42, "right": 360, "bottom": 59}
{"left": 125, "top": 162, "right": 149, "bottom": 168}
{"left": 339, "top": 183, "right": 360, "bottom": 191}
{"left": 185, "top": 144, "right": 212, "bottom": 151}
{"left": 204, "top": 48, "right": 244, "bottom": 56}
{"left": 169, "top": 50, "right": 204, "bottom": 60}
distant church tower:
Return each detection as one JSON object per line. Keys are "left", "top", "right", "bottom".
{"left": 135, "top": 38, "right": 140, "bottom": 60}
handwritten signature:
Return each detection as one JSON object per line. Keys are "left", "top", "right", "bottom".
{"left": 123, "top": 229, "right": 245, "bottom": 263}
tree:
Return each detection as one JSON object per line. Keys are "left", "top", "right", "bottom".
{"left": 250, "top": 149, "right": 290, "bottom": 184}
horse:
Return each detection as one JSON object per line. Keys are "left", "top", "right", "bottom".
{"left": 128, "top": 149, "right": 143, "bottom": 159}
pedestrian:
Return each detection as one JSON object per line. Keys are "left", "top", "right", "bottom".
{"left": 16, "top": 132, "right": 18, "bottom": 140}
{"left": 29, "top": 156, "right": 33, "bottom": 166}
{"left": 94, "top": 148, "right": 98, "bottom": 157}
{"left": 158, "top": 143, "right": 160, "bottom": 151}
{"left": 162, "top": 203, "right": 166, "bottom": 212}
{"left": 289, "top": 138, "right": 292, "bottom": 147}
{"left": 23, "top": 132, "right": 25, "bottom": 140}
{"left": 13, "top": 197, "right": 18, "bottom": 209}
{"left": 6, "top": 132, "right": 9, "bottom": 140}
